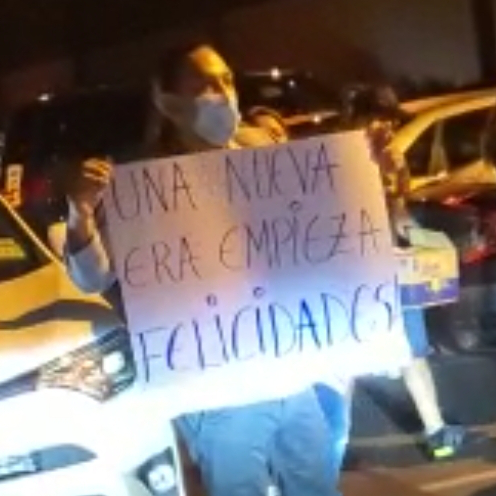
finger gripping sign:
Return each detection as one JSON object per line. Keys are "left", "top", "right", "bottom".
{"left": 104, "top": 131, "right": 410, "bottom": 415}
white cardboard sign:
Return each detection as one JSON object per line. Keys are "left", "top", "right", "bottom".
{"left": 105, "top": 131, "right": 410, "bottom": 415}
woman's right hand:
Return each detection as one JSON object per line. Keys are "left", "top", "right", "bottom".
{"left": 67, "top": 158, "right": 113, "bottom": 218}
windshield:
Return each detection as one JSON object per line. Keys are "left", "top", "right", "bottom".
{"left": 0, "top": 201, "right": 49, "bottom": 282}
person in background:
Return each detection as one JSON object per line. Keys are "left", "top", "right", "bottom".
{"left": 62, "top": 40, "right": 352, "bottom": 496}
{"left": 366, "top": 87, "right": 469, "bottom": 460}
{"left": 246, "top": 106, "right": 289, "bottom": 143}
{"left": 340, "top": 83, "right": 409, "bottom": 132}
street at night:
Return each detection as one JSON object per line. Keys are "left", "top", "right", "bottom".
{"left": 2, "top": 1, "right": 496, "bottom": 495}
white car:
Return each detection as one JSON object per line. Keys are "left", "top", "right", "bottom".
{"left": 393, "top": 89, "right": 496, "bottom": 202}
{"left": 0, "top": 196, "right": 186, "bottom": 496}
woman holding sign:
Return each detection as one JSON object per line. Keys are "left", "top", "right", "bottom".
{"left": 63, "top": 41, "right": 351, "bottom": 496}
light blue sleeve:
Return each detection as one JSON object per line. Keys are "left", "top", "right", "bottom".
{"left": 64, "top": 225, "right": 117, "bottom": 294}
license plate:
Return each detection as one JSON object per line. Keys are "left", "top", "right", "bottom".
{"left": 0, "top": 455, "right": 37, "bottom": 479}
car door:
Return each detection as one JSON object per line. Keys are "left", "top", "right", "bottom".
{"left": 405, "top": 123, "right": 445, "bottom": 196}
{"left": 409, "top": 107, "right": 496, "bottom": 202}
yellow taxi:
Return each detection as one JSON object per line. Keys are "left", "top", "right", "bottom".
{"left": 0, "top": 195, "right": 186, "bottom": 496}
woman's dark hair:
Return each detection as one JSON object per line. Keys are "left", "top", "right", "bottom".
{"left": 340, "top": 83, "right": 408, "bottom": 129}
{"left": 482, "top": 107, "right": 496, "bottom": 165}
{"left": 156, "top": 38, "right": 218, "bottom": 92}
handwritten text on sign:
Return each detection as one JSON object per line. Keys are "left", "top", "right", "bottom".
{"left": 104, "top": 132, "right": 410, "bottom": 408}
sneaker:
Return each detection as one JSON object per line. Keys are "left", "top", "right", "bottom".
{"left": 425, "top": 425, "right": 466, "bottom": 460}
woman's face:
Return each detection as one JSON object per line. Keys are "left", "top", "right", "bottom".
{"left": 158, "top": 45, "right": 241, "bottom": 146}
{"left": 176, "top": 45, "right": 237, "bottom": 105}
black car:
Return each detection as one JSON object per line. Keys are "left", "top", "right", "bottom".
{"left": 237, "top": 69, "right": 341, "bottom": 137}
{"left": 237, "top": 69, "right": 337, "bottom": 116}
{"left": 1, "top": 85, "right": 150, "bottom": 242}
{"left": 409, "top": 184, "right": 496, "bottom": 353}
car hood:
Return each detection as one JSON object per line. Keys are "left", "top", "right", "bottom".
{"left": 0, "top": 263, "right": 123, "bottom": 384}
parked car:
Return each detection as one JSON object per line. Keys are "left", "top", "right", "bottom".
{"left": 0, "top": 85, "right": 150, "bottom": 243}
{"left": 0, "top": 195, "right": 185, "bottom": 496}
{"left": 393, "top": 89, "right": 496, "bottom": 201}
{"left": 237, "top": 68, "right": 337, "bottom": 116}
{"left": 336, "top": 86, "right": 496, "bottom": 353}
{"left": 374, "top": 90, "right": 496, "bottom": 353}
{"left": 237, "top": 69, "right": 340, "bottom": 137}
{"left": 407, "top": 183, "right": 496, "bottom": 353}
{"left": 400, "top": 87, "right": 496, "bottom": 115}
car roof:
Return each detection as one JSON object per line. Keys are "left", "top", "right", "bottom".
{"left": 393, "top": 89, "right": 496, "bottom": 153}
{"left": 400, "top": 87, "right": 496, "bottom": 115}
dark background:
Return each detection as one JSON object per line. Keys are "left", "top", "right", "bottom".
{"left": 1, "top": 0, "right": 496, "bottom": 113}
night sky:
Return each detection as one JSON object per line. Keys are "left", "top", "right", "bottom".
{"left": 0, "top": 0, "right": 273, "bottom": 72}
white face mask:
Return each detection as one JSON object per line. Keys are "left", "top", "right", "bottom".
{"left": 153, "top": 83, "right": 240, "bottom": 147}
{"left": 193, "top": 94, "right": 241, "bottom": 146}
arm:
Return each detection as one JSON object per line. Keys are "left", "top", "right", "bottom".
{"left": 368, "top": 122, "right": 412, "bottom": 241}
{"left": 63, "top": 159, "right": 117, "bottom": 293}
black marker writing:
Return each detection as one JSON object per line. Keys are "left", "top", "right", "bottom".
{"left": 359, "top": 209, "right": 382, "bottom": 255}
{"left": 224, "top": 141, "right": 339, "bottom": 205}
{"left": 122, "top": 237, "right": 202, "bottom": 288}
{"left": 172, "top": 162, "right": 197, "bottom": 211}
{"left": 134, "top": 281, "right": 400, "bottom": 382}
{"left": 110, "top": 164, "right": 198, "bottom": 222}
{"left": 111, "top": 173, "right": 141, "bottom": 221}
{"left": 219, "top": 208, "right": 379, "bottom": 272}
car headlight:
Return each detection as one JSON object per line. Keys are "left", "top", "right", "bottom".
{"left": 147, "top": 464, "right": 176, "bottom": 494}
{"left": 136, "top": 449, "right": 179, "bottom": 496}
{"left": 38, "top": 328, "right": 136, "bottom": 401}
{"left": 102, "top": 350, "right": 127, "bottom": 375}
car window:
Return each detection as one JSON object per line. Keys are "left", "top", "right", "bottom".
{"left": 0, "top": 202, "right": 49, "bottom": 282}
{"left": 442, "top": 108, "right": 490, "bottom": 170}
{"left": 2, "top": 88, "right": 149, "bottom": 172}
{"left": 237, "top": 74, "right": 336, "bottom": 116}
{"left": 405, "top": 126, "right": 436, "bottom": 177}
